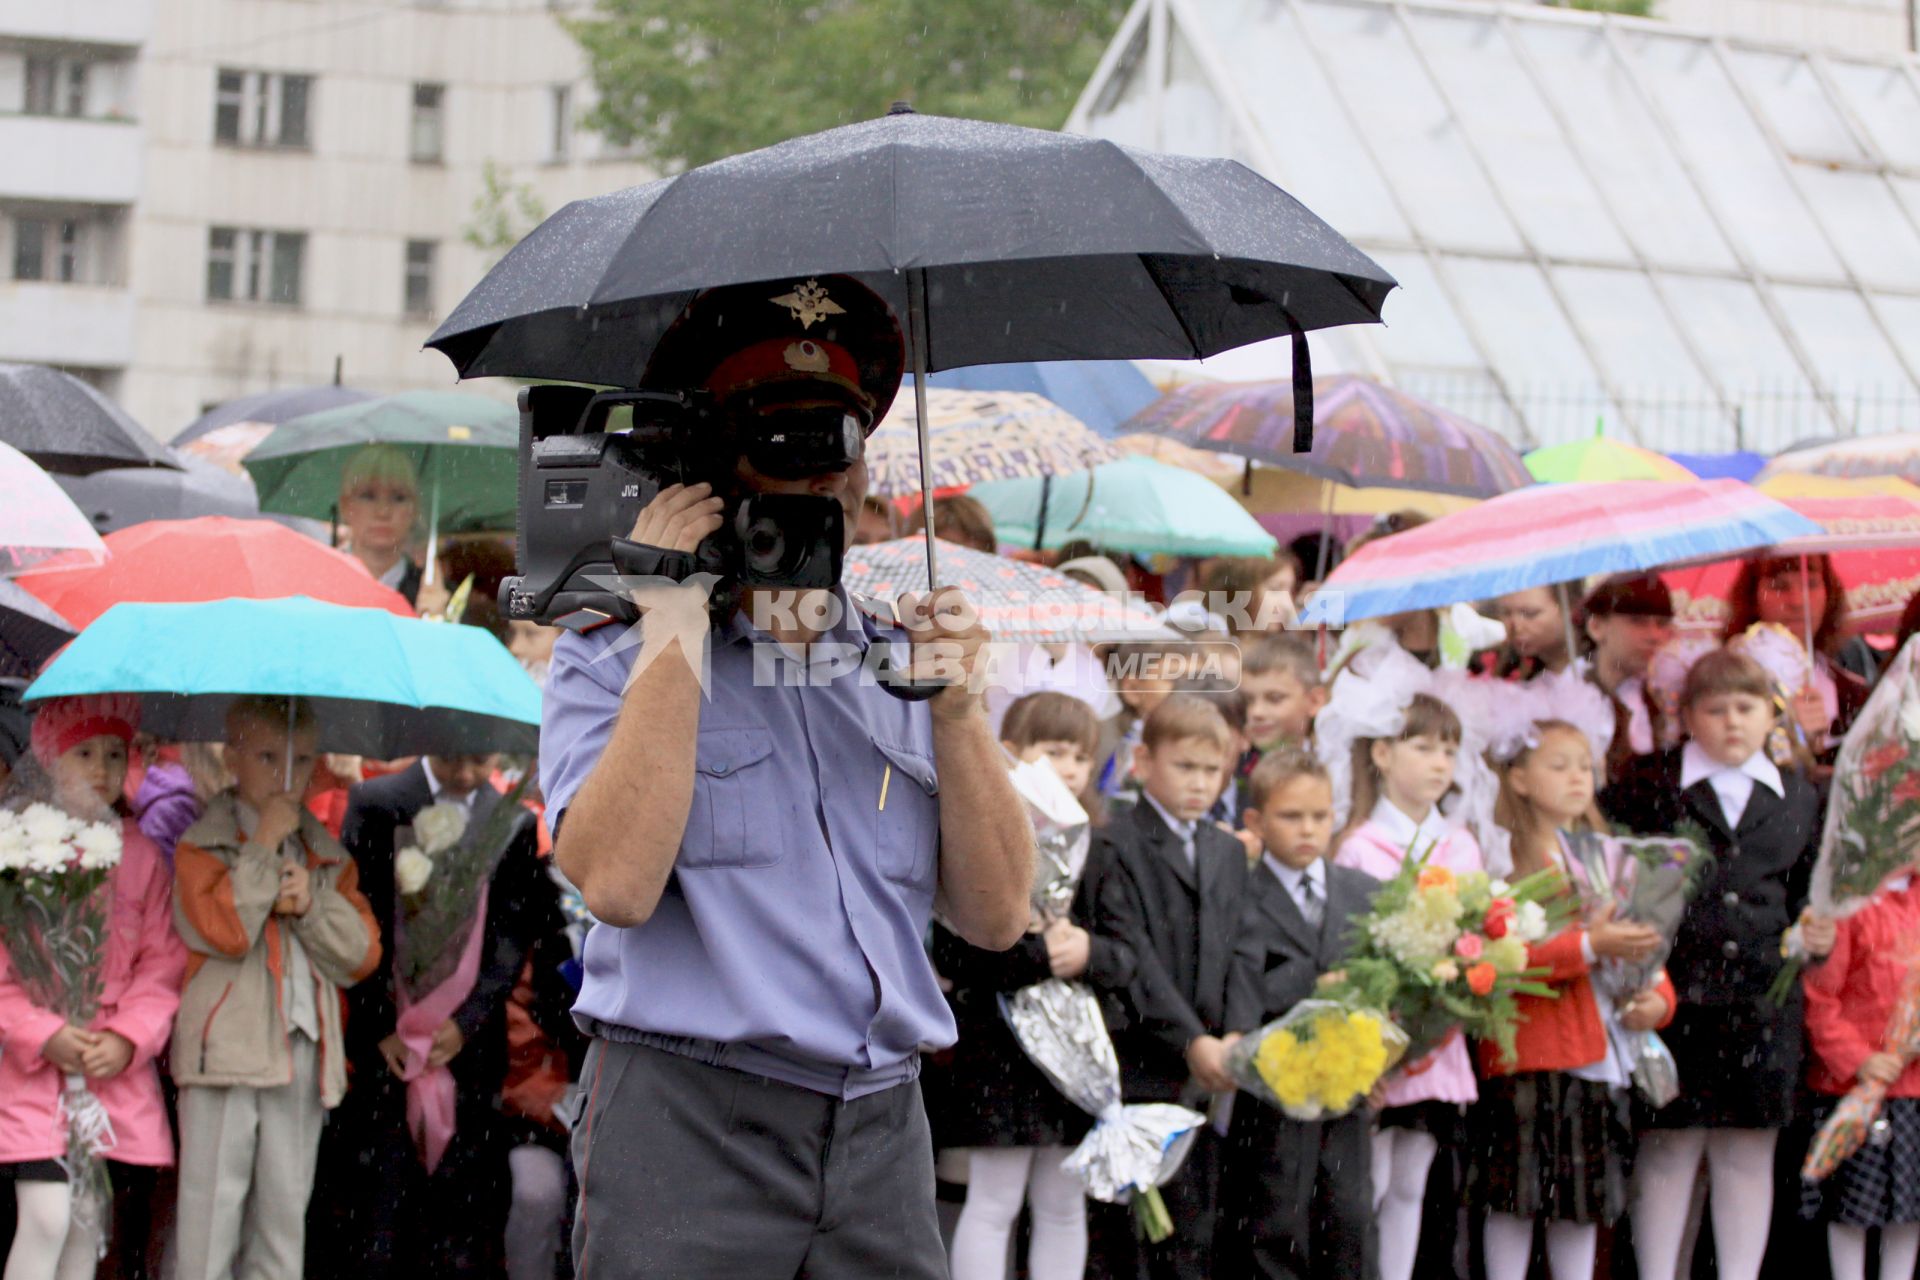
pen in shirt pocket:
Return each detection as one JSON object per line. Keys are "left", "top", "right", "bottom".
{"left": 878, "top": 763, "right": 892, "bottom": 812}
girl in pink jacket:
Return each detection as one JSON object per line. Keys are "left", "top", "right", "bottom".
{"left": 1331, "top": 688, "right": 1487, "bottom": 1280}
{"left": 0, "top": 695, "right": 187, "bottom": 1280}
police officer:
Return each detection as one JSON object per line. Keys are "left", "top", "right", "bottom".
{"left": 541, "top": 276, "right": 1035, "bottom": 1278}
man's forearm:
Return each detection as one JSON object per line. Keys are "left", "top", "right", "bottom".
{"left": 931, "top": 705, "right": 1034, "bottom": 951}
{"left": 553, "top": 642, "right": 701, "bottom": 926}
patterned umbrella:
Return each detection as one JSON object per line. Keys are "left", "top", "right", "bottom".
{"left": 864, "top": 390, "right": 1123, "bottom": 500}
{"left": 844, "top": 538, "right": 1169, "bottom": 643}
{"left": 1758, "top": 433, "right": 1920, "bottom": 487}
{"left": 1122, "top": 374, "right": 1531, "bottom": 499}
{"left": 1299, "top": 480, "right": 1821, "bottom": 626}
{"left": 1525, "top": 438, "right": 1698, "bottom": 484}
{"left": 0, "top": 441, "right": 107, "bottom": 575}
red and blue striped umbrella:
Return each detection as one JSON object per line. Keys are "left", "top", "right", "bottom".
{"left": 1122, "top": 374, "right": 1532, "bottom": 499}
{"left": 1298, "top": 480, "right": 1821, "bottom": 626}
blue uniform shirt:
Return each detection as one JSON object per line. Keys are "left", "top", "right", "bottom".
{"left": 540, "top": 586, "right": 956, "bottom": 1099}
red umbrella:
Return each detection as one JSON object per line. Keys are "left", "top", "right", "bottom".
{"left": 16, "top": 516, "right": 413, "bottom": 628}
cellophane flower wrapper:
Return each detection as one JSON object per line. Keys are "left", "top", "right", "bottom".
{"left": 1804, "top": 957, "right": 1920, "bottom": 1182}
{"left": 1319, "top": 852, "right": 1570, "bottom": 1067}
{"left": 1008, "top": 754, "right": 1090, "bottom": 923}
{"left": 396, "top": 774, "right": 532, "bottom": 994}
{"left": 0, "top": 776, "right": 125, "bottom": 1246}
{"left": 1810, "top": 637, "right": 1920, "bottom": 920}
{"left": 1228, "top": 1000, "right": 1410, "bottom": 1121}
{"left": 1000, "top": 980, "right": 1204, "bottom": 1211}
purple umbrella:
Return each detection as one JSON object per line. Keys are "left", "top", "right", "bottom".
{"left": 1123, "top": 374, "right": 1531, "bottom": 500}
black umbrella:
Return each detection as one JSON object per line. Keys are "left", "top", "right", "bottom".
{"left": 175, "top": 383, "right": 375, "bottom": 445}
{"left": 0, "top": 579, "right": 74, "bottom": 681}
{"left": 56, "top": 453, "right": 260, "bottom": 532}
{"left": 0, "top": 363, "right": 177, "bottom": 474}
{"left": 428, "top": 108, "right": 1395, "bottom": 580}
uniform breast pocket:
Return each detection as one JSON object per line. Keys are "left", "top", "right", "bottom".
{"left": 872, "top": 737, "right": 939, "bottom": 888}
{"left": 682, "top": 728, "right": 786, "bottom": 870}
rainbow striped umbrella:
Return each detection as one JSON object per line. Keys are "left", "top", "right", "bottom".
{"left": 1524, "top": 438, "right": 1698, "bottom": 484}
{"left": 1299, "top": 480, "right": 1821, "bottom": 626}
{"left": 1121, "top": 374, "right": 1531, "bottom": 499}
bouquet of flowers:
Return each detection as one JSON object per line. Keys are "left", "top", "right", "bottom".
{"left": 1804, "top": 956, "right": 1920, "bottom": 1181}
{"left": 1567, "top": 828, "right": 1713, "bottom": 1106}
{"left": 1226, "top": 1000, "right": 1409, "bottom": 1120}
{"left": 1809, "top": 637, "right": 1920, "bottom": 920}
{"left": 394, "top": 774, "right": 532, "bottom": 994}
{"left": 995, "top": 754, "right": 1203, "bottom": 1244}
{"left": 0, "top": 802, "right": 125, "bottom": 1216}
{"left": 1320, "top": 853, "right": 1570, "bottom": 1065}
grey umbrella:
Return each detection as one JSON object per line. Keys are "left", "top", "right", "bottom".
{"left": 0, "top": 363, "right": 177, "bottom": 474}
{"left": 56, "top": 453, "right": 260, "bottom": 532}
{"left": 174, "top": 384, "right": 376, "bottom": 445}
{"left": 0, "top": 579, "right": 74, "bottom": 681}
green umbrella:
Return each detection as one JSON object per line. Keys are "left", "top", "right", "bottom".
{"left": 242, "top": 391, "right": 520, "bottom": 568}
{"left": 971, "top": 455, "right": 1278, "bottom": 558}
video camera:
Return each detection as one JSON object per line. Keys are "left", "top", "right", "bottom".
{"left": 499, "top": 383, "right": 858, "bottom": 632}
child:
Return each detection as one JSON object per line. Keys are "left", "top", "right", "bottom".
{"left": 939, "top": 691, "right": 1116, "bottom": 1280}
{"left": 1217, "top": 750, "right": 1380, "bottom": 1280}
{"left": 1096, "top": 641, "right": 1180, "bottom": 801}
{"left": 1601, "top": 650, "right": 1830, "bottom": 1280}
{"left": 1799, "top": 873, "right": 1920, "bottom": 1280}
{"left": 1471, "top": 700, "right": 1674, "bottom": 1280}
{"left": 1323, "top": 656, "right": 1486, "bottom": 1280}
{"left": 170, "top": 695, "right": 382, "bottom": 1280}
{"left": 1089, "top": 694, "right": 1250, "bottom": 1280}
{"left": 338, "top": 443, "right": 422, "bottom": 605}
{"left": 0, "top": 695, "right": 187, "bottom": 1280}
{"left": 1232, "top": 634, "right": 1326, "bottom": 825}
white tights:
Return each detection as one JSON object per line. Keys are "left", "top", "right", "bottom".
{"left": 4, "top": 1180, "right": 100, "bottom": 1280}
{"left": 1828, "top": 1223, "right": 1920, "bottom": 1280}
{"left": 1632, "top": 1127, "right": 1777, "bottom": 1280}
{"left": 1482, "top": 1211, "right": 1597, "bottom": 1280}
{"left": 504, "top": 1144, "right": 569, "bottom": 1280}
{"left": 1372, "top": 1126, "right": 1439, "bottom": 1280}
{"left": 949, "top": 1146, "right": 1088, "bottom": 1280}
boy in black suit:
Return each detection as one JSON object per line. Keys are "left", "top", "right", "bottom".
{"left": 1089, "top": 694, "right": 1249, "bottom": 1280}
{"left": 1218, "top": 750, "right": 1380, "bottom": 1280}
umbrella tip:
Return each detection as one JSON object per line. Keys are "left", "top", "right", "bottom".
{"left": 888, "top": 100, "right": 915, "bottom": 115}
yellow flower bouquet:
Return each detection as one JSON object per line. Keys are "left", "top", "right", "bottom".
{"left": 1227, "top": 1000, "right": 1410, "bottom": 1121}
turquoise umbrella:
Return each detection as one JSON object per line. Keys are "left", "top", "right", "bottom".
{"left": 25, "top": 596, "right": 539, "bottom": 756}
{"left": 971, "top": 455, "right": 1278, "bottom": 558}
{"left": 242, "top": 390, "right": 520, "bottom": 548}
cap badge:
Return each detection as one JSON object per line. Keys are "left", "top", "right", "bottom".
{"left": 783, "top": 340, "right": 832, "bottom": 373}
{"left": 770, "top": 278, "right": 846, "bottom": 329}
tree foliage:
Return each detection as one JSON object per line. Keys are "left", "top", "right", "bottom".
{"left": 566, "top": 0, "right": 1130, "bottom": 172}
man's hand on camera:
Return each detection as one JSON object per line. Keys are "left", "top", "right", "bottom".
{"left": 898, "top": 585, "right": 988, "bottom": 720}
{"left": 629, "top": 482, "right": 725, "bottom": 552}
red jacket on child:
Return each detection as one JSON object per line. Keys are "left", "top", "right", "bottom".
{"left": 1475, "top": 921, "right": 1677, "bottom": 1077}
{"left": 1803, "top": 878, "right": 1920, "bottom": 1099}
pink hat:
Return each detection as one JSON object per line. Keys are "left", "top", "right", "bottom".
{"left": 30, "top": 693, "right": 141, "bottom": 768}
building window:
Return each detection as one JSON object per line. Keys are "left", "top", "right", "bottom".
{"left": 14, "top": 218, "right": 45, "bottom": 280}
{"left": 548, "top": 85, "right": 571, "bottom": 162}
{"left": 410, "top": 83, "right": 444, "bottom": 163}
{"left": 206, "top": 226, "right": 305, "bottom": 305}
{"left": 213, "top": 69, "right": 313, "bottom": 148}
{"left": 13, "top": 218, "right": 91, "bottom": 283}
{"left": 404, "top": 239, "right": 435, "bottom": 316}
{"left": 22, "top": 56, "right": 97, "bottom": 117}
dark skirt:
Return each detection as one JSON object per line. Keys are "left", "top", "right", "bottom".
{"left": 1378, "top": 1099, "right": 1466, "bottom": 1144}
{"left": 1798, "top": 1096, "right": 1920, "bottom": 1228}
{"left": 1639, "top": 998, "right": 1802, "bottom": 1131}
{"left": 1466, "top": 1072, "right": 1635, "bottom": 1226}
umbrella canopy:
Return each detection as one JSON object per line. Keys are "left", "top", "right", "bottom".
{"left": 970, "top": 456, "right": 1278, "bottom": 558}
{"left": 1757, "top": 433, "right": 1920, "bottom": 487}
{"left": 1300, "top": 480, "right": 1821, "bottom": 626}
{"left": 1665, "top": 477, "right": 1920, "bottom": 632}
{"left": 1228, "top": 462, "right": 1480, "bottom": 519}
{"left": 1123, "top": 374, "right": 1530, "bottom": 499}
{"left": 0, "top": 580, "right": 74, "bottom": 681}
{"left": 57, "top": 453, "right": 259, "bottom": 532}
{"left": 0, "top": 363, "right": 176, "bottom": 474}
{"left": 927, "top": 360, "right": 1160, "bottom": 437}
{"left": 865, "top": 389, "right": 1122, "bottom": 499}
{"left": 426, "top": 111, "right": 1395, "bottom": 388}
{"left": 844, "top": 538, "right": 1169, "bottom": 643}
{"left": 1525, "top": 438, "right": 1697, "bottom": 484}
{"left": 25, "top": 597, "right": 539, "bottom": 756}
{"left": 16, "top": 516, "right": 414, "bottom": 628}
{"left": 1667, "top": 450, "right": 1767, "bottom": 483}
{"left": 243, "top": 390, "right": 519, "bottom": 531}
{"left": 0, "top": 441, "right": 108, "bottom": 574}
{"left": 175, "top": 384, "right": 376, "bottom": 446}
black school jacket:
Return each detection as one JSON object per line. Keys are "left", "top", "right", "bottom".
{"left": 1600, "top": 748, "right": 1821, "bottom": 1006}
{"left": 1226, "top": 860, "right": 1379, "bottom": 1034}
{"left": 1090, "top": 799, "right": 1250, "bottom": 1103}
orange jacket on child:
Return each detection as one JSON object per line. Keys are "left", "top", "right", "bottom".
{"left": 1803, "top": 878, "right": 1920, "bottom": 1099}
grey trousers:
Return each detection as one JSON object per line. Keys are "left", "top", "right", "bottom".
{"left": 174, "top": 1034, "right": 323, "bottom": 1280}
{"left": 571, "top": 1038, "right": 947, "bottom": 1280}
